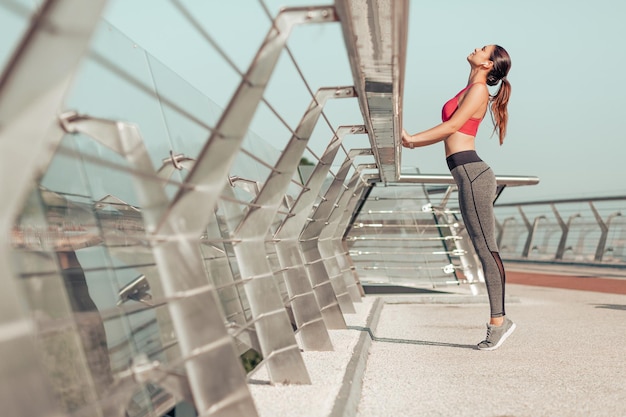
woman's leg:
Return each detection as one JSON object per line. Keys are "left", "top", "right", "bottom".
{"left": 451, "top": 162, "right": 506, "bottom": 319}
{"left": 451, "top": 160, "right": 515, "bottom": 350}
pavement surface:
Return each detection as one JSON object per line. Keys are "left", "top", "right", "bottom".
{"left": 251, "top": 270, "right": 626, "bottom": 417}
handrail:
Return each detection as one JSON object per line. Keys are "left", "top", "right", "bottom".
{"left": 495, "top": 195, "right": 626, "bottom": 207}
{"left": 397, "top": 173, "right": 540, "bottom": 187}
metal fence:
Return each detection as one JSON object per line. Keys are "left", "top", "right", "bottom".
{"left": 0, "top": 2, "right": 542, "bottom": 417}
{"left": 0, "top": 2, "right": 382, "bottom": 416}
{"left": 347, "top": 175, "right": 540, "bottom": 294}
{"left": 494, "top": 196, "right": 626, "bottom": 267}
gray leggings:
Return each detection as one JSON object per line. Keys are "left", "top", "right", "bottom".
{"left": 448, "top": 151, "right": 506, "bottom": 318}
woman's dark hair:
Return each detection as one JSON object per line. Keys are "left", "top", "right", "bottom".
{"left": 487, "top": 45, "right": 511, "bottom": 144}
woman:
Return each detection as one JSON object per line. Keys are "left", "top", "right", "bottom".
{"left": 402, "top": 44, "right": 514, "bottom": 350}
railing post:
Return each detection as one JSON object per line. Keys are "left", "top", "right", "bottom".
{"left": 552, "top": 204, "right": 581, "bottom": 260}
{"left": 590, "top": 202, "right": 622, "bottom": 262}
{"left": 273, "top": 126, "right": 366, "bottom": 349}
{"left": 0, "top": 1, "right": 109, "bottom": 416}
{"left": 300, "top": 159, "right": 374, "bottom": 317}
{"left": 519, "top": 207, "right": 546, "bottom": 259}
{"left": 316, "top": 165, "right": 376, "bottom": 302}
{"left": 229, "top": 87, "right": 355, "bottom": 382}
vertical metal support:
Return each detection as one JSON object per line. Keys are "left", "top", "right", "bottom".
{"left": 518, "top": 207, "right": 546, "bottom": 259}
{"left": 552, "top": 205, "right": 566, "bottom": 260}
{"left": 318, "top": 188, "right": 363, "bottom": 303}
{"left": 590, "top": 202, "right": 622, "bottom": 262}
{"left": 300, "top": 152, "right": 372, "bottom": 315}
{"left": 519, "top": 206, "right": 546, "bottom": 258}
{"left": 230, "top": 87, "right": 354, "bottom": 382}
{"left": 328, "top": 185, "right": 375, "bottom": 298}
{"left": 0, "top": 1, "right": 108, "bottom": 416}
{"left": 552, "top": 204, "right": 581, "bottom": 260}
{"left": 60, "top": 116, "right": 258, "bottom": 417}
{"left": 143, "top": 138, "right": 257, "bottom": 355}
{"left": 274, "top": 126, "right": 366, "bottom": 342}
{"left": 319, "top": 165, "right": 376, "bottom": 302}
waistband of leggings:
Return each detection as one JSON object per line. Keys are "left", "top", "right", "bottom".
{"left": 446, "top": 150, "right": 483, "bottom": 171}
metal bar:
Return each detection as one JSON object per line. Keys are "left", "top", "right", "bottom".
{"left": 274, "top": 129, "right": 366, "bottom": 332}
{"left": 230, "top": 87, "right": 356, "bottom": 379}
{"left": 495, "top": 195, "right": 626, "bottom": 207}
{"left": 552, "top": 204, "right": 580, "bottom": 260}
{"left": 272, "top": 127, "right": 358, "bottom": 342}
{"left": 347, "top": 236, "right": 461, "bottom": 242}
{"left": 398, "top": 173, "right": 540, "bottom": 187}
{"left": 590, "top": 203, "right": 622, "bottom": 262}
{"left": 0, "top": 1, "right": 108, "bottom": 416}
{"left": 319, "top": 168, "right": 375, "bottom": 302}
{"left": 300, "top": 155, "right": 372, "bottom": 316}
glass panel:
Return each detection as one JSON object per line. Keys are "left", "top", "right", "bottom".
{"left": 64, "top": 21, "right": 174, "bottom": 174}
{"left": 347, "top": 184, "right": 460, "bottom": 288}
{"left": 146, "top": 53, "right": 220, "bottom": 183}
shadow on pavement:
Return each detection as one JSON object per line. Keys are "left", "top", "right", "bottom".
{"left": 592, "top": 303, "right": 626, "bottom": 311}
{"left": 348, "top": 325, "right": 476, "bottom": 350}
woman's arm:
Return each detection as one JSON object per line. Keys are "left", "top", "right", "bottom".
{"left": 402, "top": 84, "right": 489, "bottom": 148}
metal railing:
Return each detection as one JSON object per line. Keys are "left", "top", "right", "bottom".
{"left": 347, "top": 174, "right": 540, "bottom": 294}
{"left": 0, "top": 2, "right": 382, "bottom": 416}
{"left": 0, "top": 2, "right": 539, "bottom": 417}
{"left": 494, "top": 196, "right": 626, "bottom": 267}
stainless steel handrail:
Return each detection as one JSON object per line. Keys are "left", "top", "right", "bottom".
{"left": 397, "top": 173, "right": 540, "bottom": 187}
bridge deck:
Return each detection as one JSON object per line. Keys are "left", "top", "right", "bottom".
{"left": 251, "top": 267, "right": 626, "bottom": 417}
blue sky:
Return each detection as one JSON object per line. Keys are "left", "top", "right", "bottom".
{"left": 397, "top": 0, "right": 626, "bottom": 203}
{"left": 3, "top": 0, "right": 625, "bottom": 203}
{"left": 102, "top": 0, "right": 626, "bottom": 204}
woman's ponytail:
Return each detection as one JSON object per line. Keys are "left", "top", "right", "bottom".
{"left": 491, "top": 77, "right": 511, "bottom": 145}
{"left": 486, "top": 45, "right": 511, "bottom": 145}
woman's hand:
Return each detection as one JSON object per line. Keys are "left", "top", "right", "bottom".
{"left": 401, "top": 129, "right": 415, "bottom": 149}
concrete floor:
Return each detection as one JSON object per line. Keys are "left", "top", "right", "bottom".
{"left": 358, "top": 284, "right": 626, "bottom": 417}
{"left": 251, "top": 275, "right": 626, "bottom": 417}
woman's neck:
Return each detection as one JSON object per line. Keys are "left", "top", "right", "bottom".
{"left": 467, "top": 68, "right": 488, "bottom": 85}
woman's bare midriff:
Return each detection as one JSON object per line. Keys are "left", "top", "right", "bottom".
{"left": 444, "top": 131, "right": 476, "bottom": 157}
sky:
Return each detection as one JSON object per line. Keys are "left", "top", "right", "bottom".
{"left": 3, "top": 0, "right": 626, "bottom": 204}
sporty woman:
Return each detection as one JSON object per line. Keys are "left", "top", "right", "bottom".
{"left": 402, "top": 44, "right": 514, "bottom": 350}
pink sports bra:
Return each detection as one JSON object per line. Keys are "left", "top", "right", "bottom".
{"left": 441, "top": 84, "right": 484, "bottom": 136}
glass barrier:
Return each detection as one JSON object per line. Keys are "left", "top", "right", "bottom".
{"left": 0, "top": 2, "right": 541, "bottom": 417}
{"left": 2, "top": 4, "right": 369, "bottom": 416}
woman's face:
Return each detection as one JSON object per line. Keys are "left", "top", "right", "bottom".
{"left": 467, "top": 45, "right": 495, "bottom": 67}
